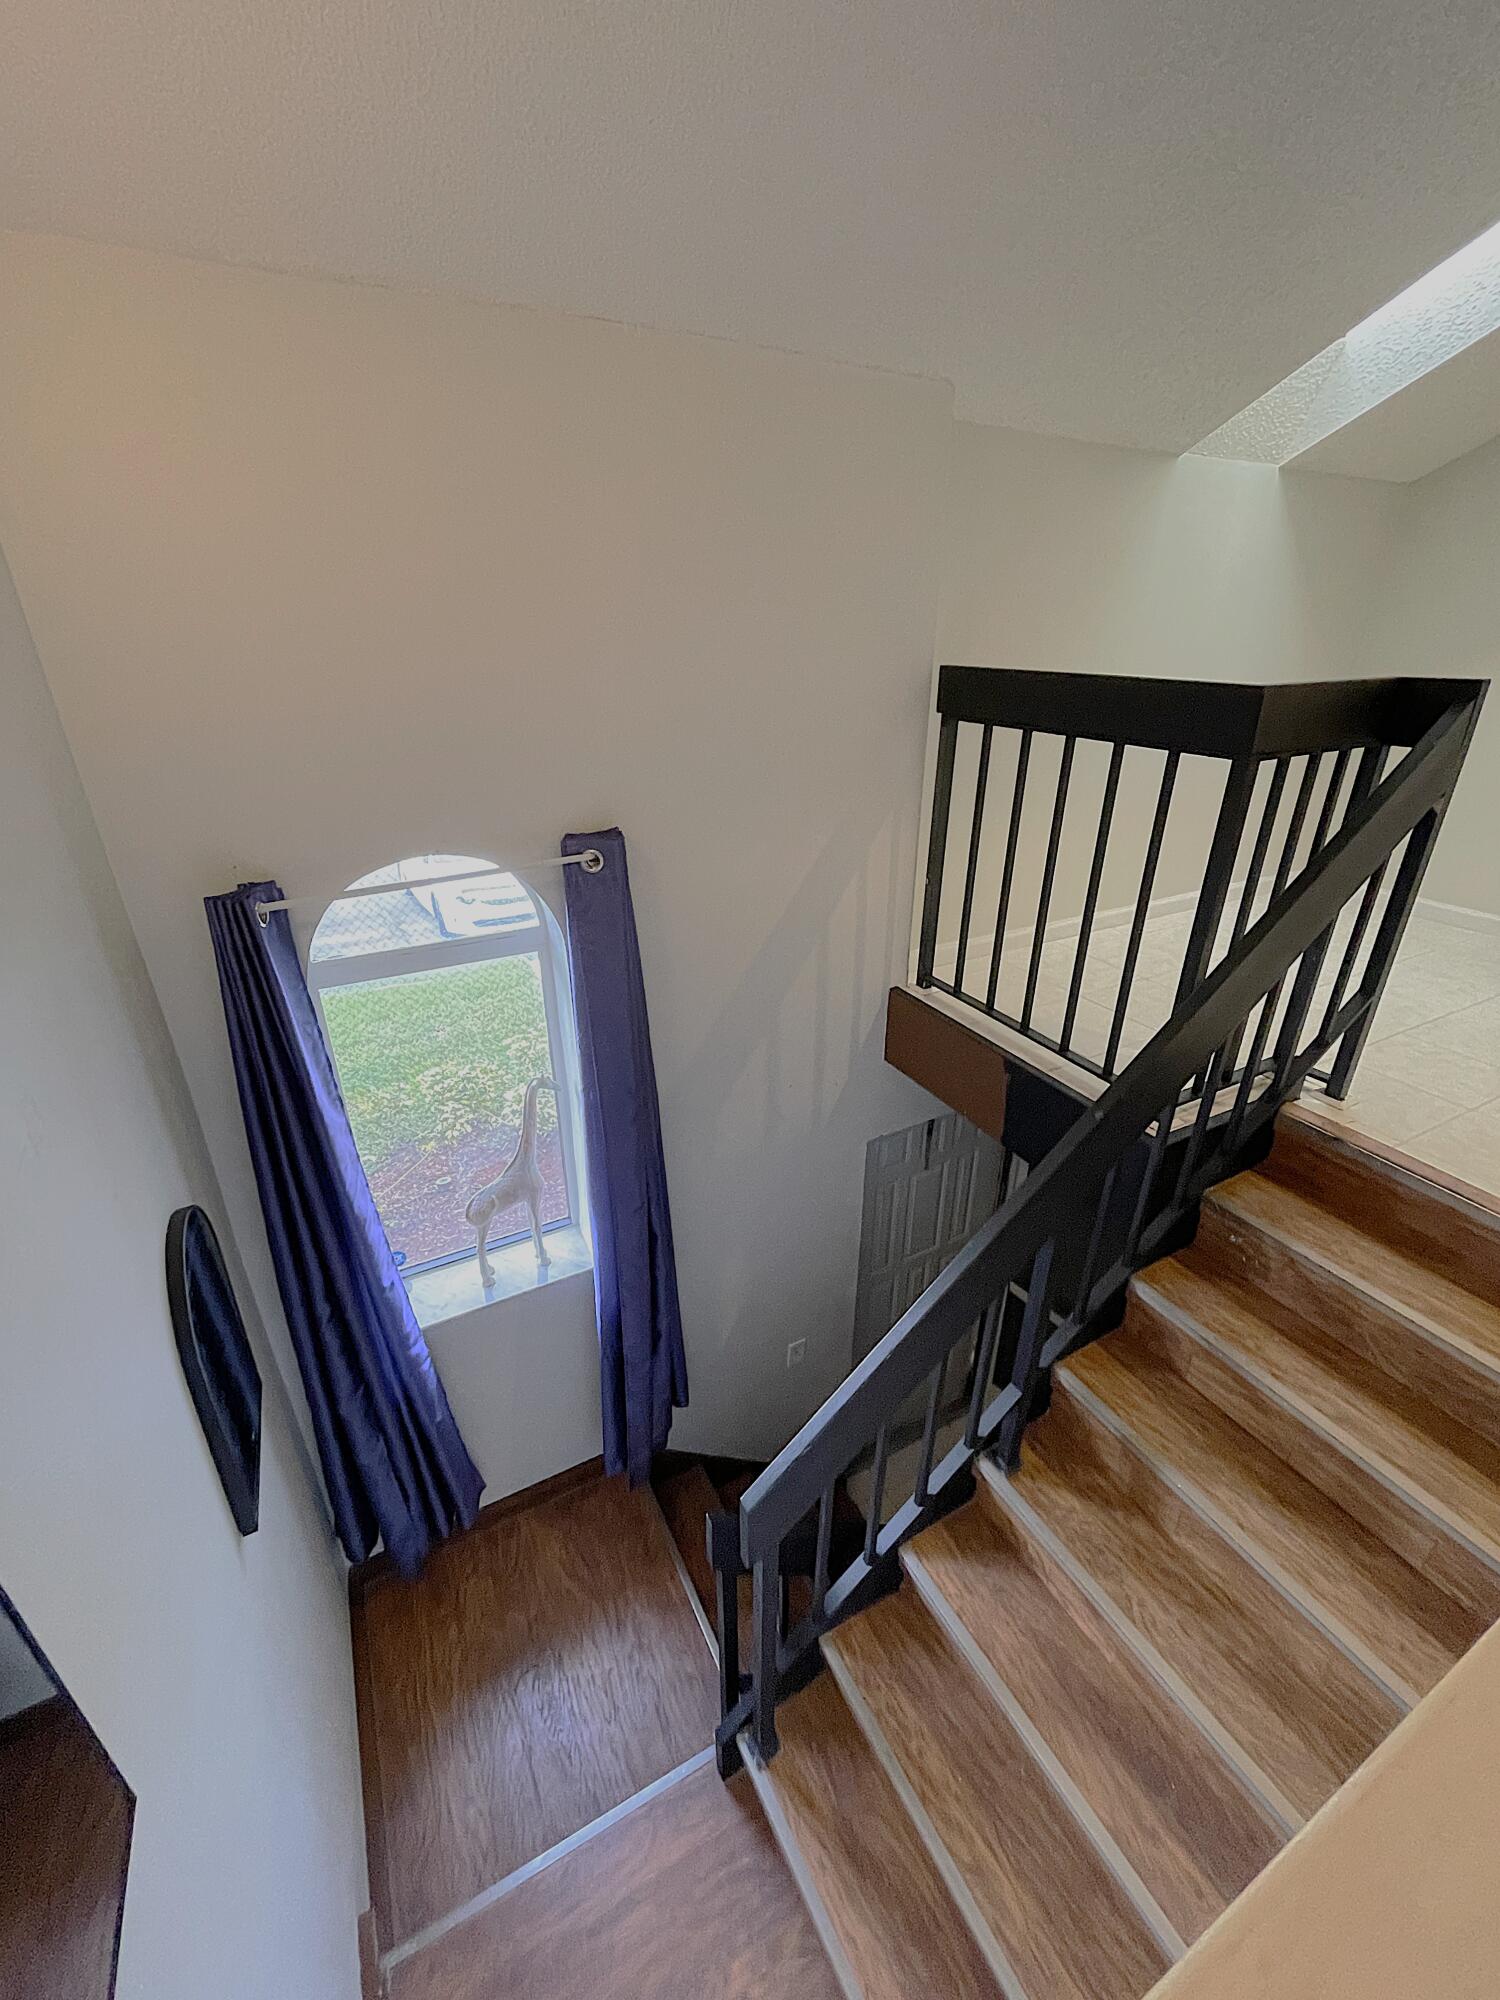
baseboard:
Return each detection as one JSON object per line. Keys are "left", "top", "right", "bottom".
{"left": 348, "top": 1454, "right": 605, "bottom": 1600}
{"left": 929, "top": 886, "right": 1200, "bottom": 982}
{"left": 1415, "top": 897, "right": 1500, "bottom": 936}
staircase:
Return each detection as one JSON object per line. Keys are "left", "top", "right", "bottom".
{"left": 744, "top": 1114, "right": 1500, "bottom": 1998}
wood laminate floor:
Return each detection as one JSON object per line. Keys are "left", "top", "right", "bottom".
{"left": 387, "top": 1760, "right": 842, "bottom": 2000}
{"left": 0, "top": 1699, "right": 131, "bottom": 2000}
{"left": 353, "top": 1473, "right": 720, "bottom": 1948}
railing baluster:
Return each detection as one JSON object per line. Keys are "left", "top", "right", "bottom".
{"left": 1061, "top": 741, "right": 1124, "bottom": 1054}
{"left": 964, "top": 1301, "right": 1004, "bottom": 1447}
{"left": 1225, "top": 980, "right": 1283, "bottom": 1148}
{"left": 1270, "top": 754, "right": 1322, "bottom": 904}
{"left": 986, "top": 728, "right": 1033, "bottom": 1011}
{"left": 1106, "top": 750, "right": 1179, "bottom": 1073}
{"left": 1309, "top": 747, "right": 1351, "bottom": 855}
{"left": 1271, "top": 919, "right": 1338, "bottom": 1093}
{"left": 1124, "top": 1098, "right": 1176, "bottom": 1263}
{"left": 953, "top": 724, "right": 993, "bottom": 995}
{"left": 914, "top": 1352, "right": 950, "bottom": 1507}
{"left": 864, "top": 1426, "right": 891, "bottom": 1565}
{"left": 812, "top": 1484, "right": 835, "bottom": 1608}
{"left": 1174, "top": 1038, "right": 1235, "bottom": 1204}
{"left": 751, "top": 1550, "right": 782, "bottom": 1759}
{"left": 1326, "top": 805, "right": 1445, "bottom": 1098}
{"left": 708, "top": 1512, "right": 743, "bottom": 1776}
{"left": 1223, "top": 756, "right": 1321, "bottom": 1079}
{"left": 998, "top": 1238, "right": 1057, "bottom": 1463}
{"left": 1175, "top": 753, "right": 1259, "bottom": 1005}
{"left": 916, "top": 714, "right": 959, "bottom": 988}
{"left": 1023, "top": 735, "right": 1076, "bottom": 1029}
{"left": 1230, "top": 757, "right": 1290, "bottom": 946}
{"left": 1072, "top": 1161, "right": 1118, "bottom": 1324}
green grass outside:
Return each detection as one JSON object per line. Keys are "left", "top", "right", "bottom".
{"left": 320, "top": 954, "right": 556, "bottom": 1173}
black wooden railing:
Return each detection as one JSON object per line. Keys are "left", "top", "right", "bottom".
{"left": 914, "top": 669, "right": 1480, "bottom": 1098}
{"left": 711, "top": 671, "right": 1484, "bottom": 1772}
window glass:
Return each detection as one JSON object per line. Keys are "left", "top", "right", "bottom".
{"left": 309, "top": 858, "right": 576, "bottom": 1275}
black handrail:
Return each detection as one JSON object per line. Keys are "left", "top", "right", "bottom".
{"left": 711, "top": 679, "right": 1484, "bottom": 1772}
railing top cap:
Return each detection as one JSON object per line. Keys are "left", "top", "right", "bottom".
{"left": 935, "top": 664, "right": 1485, "bottom": 757}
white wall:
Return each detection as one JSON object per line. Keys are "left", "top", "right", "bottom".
{"left": 0, "top": 544, "right": 365, "bottom": 1998}
{"left": 926, "top": 421, "right": 1408, "bottom": 968}
{"left": 0, "top": 229, "right": 952, "bottom": 1478}
{"left": 0, "top": 1611, "right": 55, "bottom": 1720}
{"left": 1359, "top": 432, "right": 1500, "bottom": 919}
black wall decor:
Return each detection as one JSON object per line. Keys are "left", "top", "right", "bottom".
{"left": 165, "top": 1207, "right": 262, "bottom": 1534}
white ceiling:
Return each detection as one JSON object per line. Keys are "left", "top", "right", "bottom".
{"left": 3, "top": 0, "right": 1500, "bottom": 455}
{"left": 1292, "top": 326, "right": 1500, "bottom": 481}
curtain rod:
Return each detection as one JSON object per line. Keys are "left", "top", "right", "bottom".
{"left": 253, "top": 849, "right": 605, "bottom": 927}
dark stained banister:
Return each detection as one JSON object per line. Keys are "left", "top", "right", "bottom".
{"left": 711, "top": 669, "right": 1486, "bottom": 1772}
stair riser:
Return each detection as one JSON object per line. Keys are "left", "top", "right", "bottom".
{"left": 1196, "top": 1197, "right": 1500, "bottom": 1454}
{"left": 1127, "top": 1290, "right": 1500, "bottom": 1629}
{"left": 1270, "top": 1120, "right": 1500, "bottom": 1311}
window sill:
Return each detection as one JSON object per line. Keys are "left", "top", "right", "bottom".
{"left": 404, "top": 1226, "right": 593, "bottom": 1331}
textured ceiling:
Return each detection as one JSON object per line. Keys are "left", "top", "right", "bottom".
{"left": 4, "top": 0, "right": 1500, "bottom": 452}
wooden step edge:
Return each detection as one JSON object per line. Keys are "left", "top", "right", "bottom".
{"left": 894, "top": 1547, "right": 1190, "bottom": 1966}
{"left": 1135, "top": 1270, "right": 1500, "bottom": 1583}
{"left": 815, "top": 1647, "right": 1033, "bottom": 2000}
{"left": 1054, "top": 1368, "right": 1422, "bottom": 1713}
{"left": 1284, "top": 1101, "right": 1500, "bottom": 1234}
{"left": 1207, "top": 1180, "right": 1500, "bottom": 1395}
{"left": 975, "top": 1459, "right": 1304, "bottom": 1841}
{"left": 646, "top": 1487, "right": 719, "bottom": 1661}
{"left": 738, "top": 1732, "right": 868, "bottom": 2000}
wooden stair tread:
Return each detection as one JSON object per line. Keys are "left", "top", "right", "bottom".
{"left": 906, "top": 1494, "right": 1283, "bottom": 1946}
{"left": 1126, "top": 1279, "right": 1500, "bottom": 1626}
{"left": 1151, "top": 1251, "right": 1500, "bottom": 1568}
{"left": 1209, "top": 1170, "right": 1500, "bottom": 1382}
{"left": 753, "top": 1672, "right": 1005, "bottom": 2000}
{"left": 1269, "top": 1118, "right": 1500, "bottom": 1310}
{"left": 654, "top": 1465, "right": 722, "bottom": 1621}
{"left": 1009, "top": 1390, "right": 1403, "bottom": 1824}
{"left": 827, "top": 1584, "right": 1173, "bottom": 1996}
{"left": 1065, "top": 1329, "right": 1480, "bottom": 1701}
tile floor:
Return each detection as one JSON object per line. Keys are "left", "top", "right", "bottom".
{"left": 940, "top": 906, "right": 1500, "bottom": 1203}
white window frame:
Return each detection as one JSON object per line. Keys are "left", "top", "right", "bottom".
{"left": 307, "top": 881, "right": 584, "bottom": 1281}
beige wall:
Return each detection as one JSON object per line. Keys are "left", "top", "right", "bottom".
{"left": 1149, "top": 1613, "right": 1500, "bottom": 2000}
{"left": 0, "top": 229, "right": 953, "bottom": 1481}
{"left": 0, "top": 542, "right": 365, "bottom": 1999}
{"left": 1360, "top": 432, "right": 1500, "bottom": 919}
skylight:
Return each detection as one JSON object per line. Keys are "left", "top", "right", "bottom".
{"left": 1191, "top": 216, "right": 1500, "bottom": 467}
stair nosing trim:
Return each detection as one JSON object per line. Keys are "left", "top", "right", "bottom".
{"left": 898, "top": 1547, "right": 1188, "bottom": 1964}
{"left": 978, "top": 1461, "right": 1303, "bottom": 1839}
{"left": 1136, "top": 1271, "right": 1500, "bottom": 1580}
{"left": 1207, "top": 1182, "right": 1500, "bottom": 1391}
{"left": 739, "top": 1731, "right": 868, "bottom": 2000}
{"left": 819, "top": 1646, "right": 1033, "bottom": 2000}
{"left": 1056, "top": 1368, "right": 1420, "bottom": 1714}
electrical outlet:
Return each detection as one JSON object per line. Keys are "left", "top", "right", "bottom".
{"left": 785, "top": 1339, "right": 806, "bottom": 1369}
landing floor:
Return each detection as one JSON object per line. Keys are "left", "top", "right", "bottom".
{"left": 352, "top": 1466, "right": 833, "bottom": 1997}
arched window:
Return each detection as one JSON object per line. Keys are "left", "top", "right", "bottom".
{"left": 307, "top": 855, "right": 584, "bottom": 1294}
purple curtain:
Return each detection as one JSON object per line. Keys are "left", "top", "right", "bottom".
{"left": 205, "top": 884, "right": 483, "bottom": 1574}
{"left": 562, "top": 830, "right": 688, "bottom": 1482}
